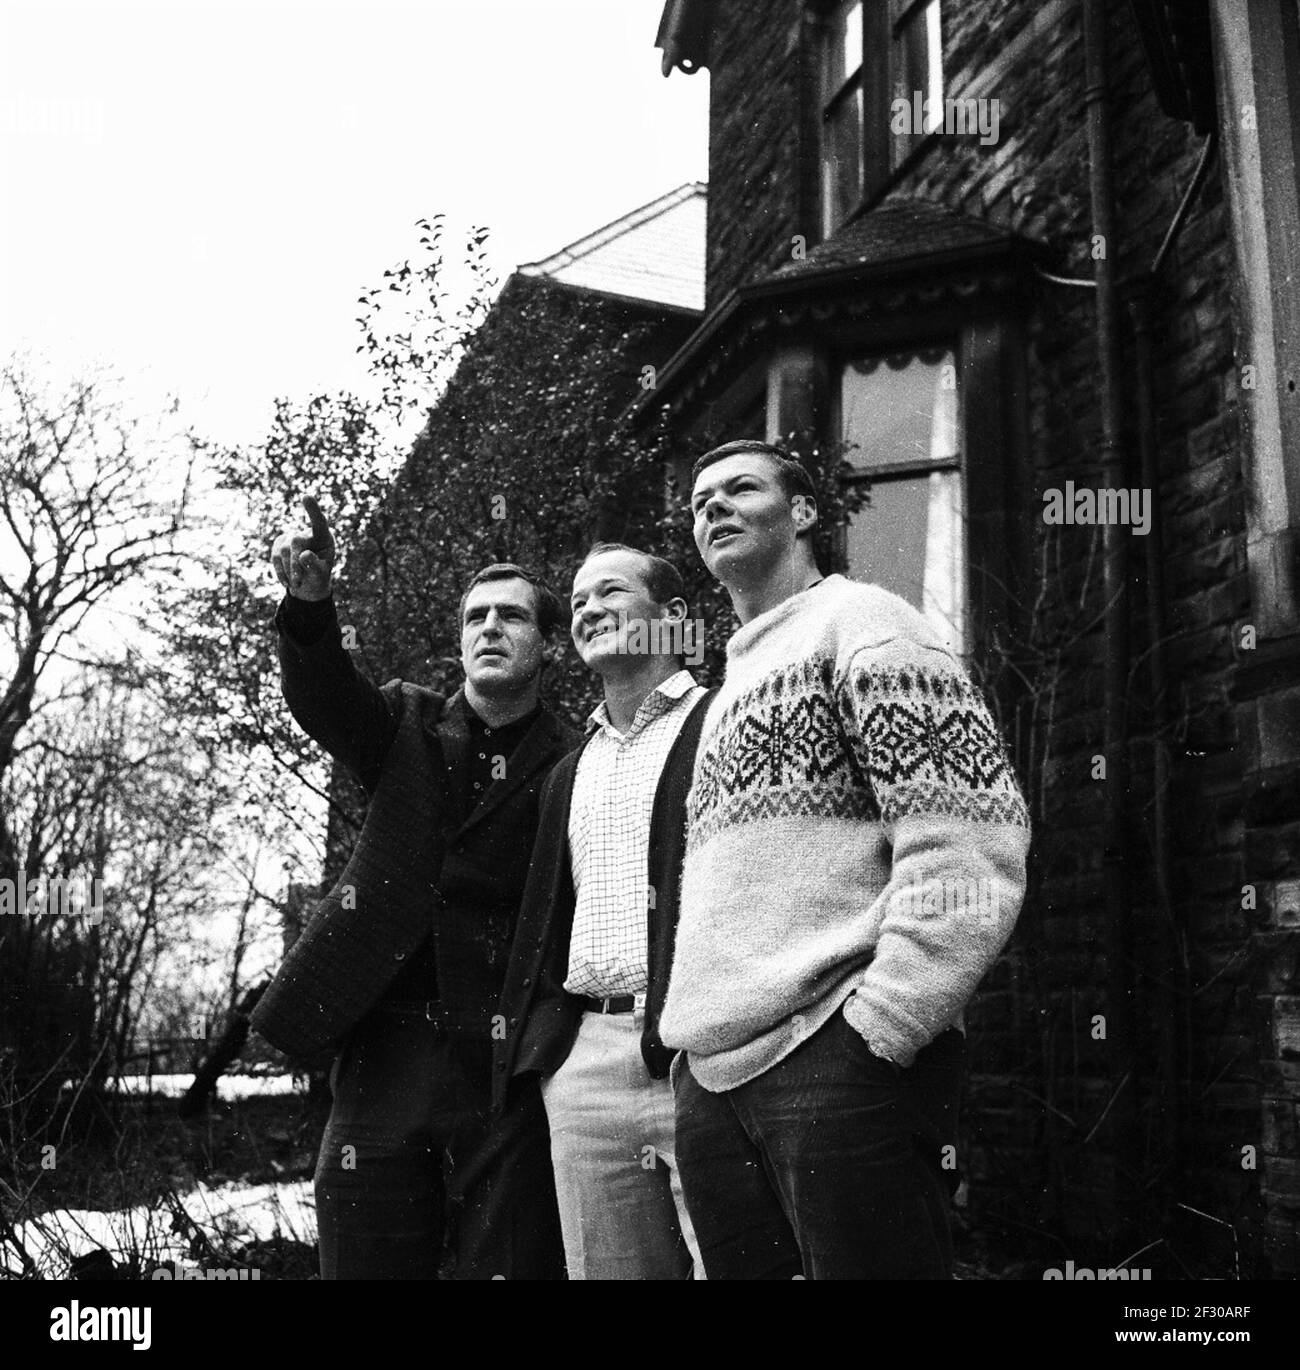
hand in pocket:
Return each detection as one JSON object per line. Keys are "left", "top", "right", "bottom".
{"left": 837, "top": 1008, "right": 903, "bottom": 1082}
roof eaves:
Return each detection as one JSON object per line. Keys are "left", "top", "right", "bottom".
{"left": 517, "top": 276, "right": 705, "bottom": 319}
{"left": 629, "top": 234, "right": 1042, "bottom": 427}
{"left": 655, "top": 0, "right": 717, "bottom": 77}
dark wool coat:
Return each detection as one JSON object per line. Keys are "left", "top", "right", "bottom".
{"left": 251, "top": 598, "right": 581, "bottom": 1061}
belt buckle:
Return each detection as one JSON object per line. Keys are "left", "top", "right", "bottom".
{"left": 633, "top": 992, "right": 647, "bottom": 1026}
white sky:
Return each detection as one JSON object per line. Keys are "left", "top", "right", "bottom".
{"left": 0, "top": 1, "right": 708, "bottom": 985}
{"left": 0, "top": 0, "right": 709, "bottom": 446}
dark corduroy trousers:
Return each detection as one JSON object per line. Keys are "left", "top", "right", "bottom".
{"left": 314, "top": 1010, "right": 564, "bottom": 1280}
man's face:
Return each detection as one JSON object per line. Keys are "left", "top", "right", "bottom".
{"left": 460, "top": 576, "right": 548, "bottom": 695}
{"left": 570, "top": 549, "right": 676, "bottom": 674}
{"left": 690, "top": 452, "right": 802, "bottom": 581}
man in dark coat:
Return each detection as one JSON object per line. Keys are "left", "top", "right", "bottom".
{"left": 251, "top": 496, "right": 579, "bottom": 1280}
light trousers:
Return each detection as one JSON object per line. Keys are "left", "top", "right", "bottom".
{"left": 540, "top": 1009, "right": 702, "bottom": 1280}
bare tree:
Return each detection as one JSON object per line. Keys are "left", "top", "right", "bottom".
{"left": 1, "top": 674, "right": 249, "bottom": 1083}
{"left": 0, "top": 357, "right": 202, "bottom": 877}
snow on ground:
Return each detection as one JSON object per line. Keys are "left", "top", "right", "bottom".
{"left": 109, "top": 1072, "right": 304, "bottom": 1099}
{"left": 4, "top": 1179, "right": 316, "bottom": 1279}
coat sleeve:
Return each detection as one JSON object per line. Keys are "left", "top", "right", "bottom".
{"left": 275, "top": 594, "right": 402, "bottom": 793}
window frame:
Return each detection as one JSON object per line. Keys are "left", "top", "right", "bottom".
{"left": 758, "top": 305, "right": 1031, "bottom": 671}
{"left": 834, "top": 340, "right": 967, "bottom": 654}
{"left": 811, "top": 0, "right": 945, "bottom": 238}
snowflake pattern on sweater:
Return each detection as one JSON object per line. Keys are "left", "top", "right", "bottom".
{"left": 688, "top": 656, "right": 1028, "bottom": 849}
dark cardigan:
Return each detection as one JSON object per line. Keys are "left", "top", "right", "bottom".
{"left": 492, "top": 688, "right": 715, "bottom": 1113}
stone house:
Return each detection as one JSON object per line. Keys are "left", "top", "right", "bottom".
{"left": 644, "top": 0, "right": 1300, "bottom": 1276}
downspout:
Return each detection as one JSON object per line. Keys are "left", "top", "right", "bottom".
{"left": 1083, "top": 0, "right": 1140, "bottom": 1239}
{"left": 1127, "top": 280, "right": 1184, "bottom": 1195}
{"left": 1125, "top": 125, "right": 1218, "bottom": 1233}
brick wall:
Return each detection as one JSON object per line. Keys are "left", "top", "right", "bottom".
{"left": 699, "top": 0, "right": 1295, "bottom": 1273}
{"left": 705, "top": 0, "right": 807, "bottom": 307}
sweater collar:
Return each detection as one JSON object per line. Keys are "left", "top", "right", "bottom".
{"left": 726, "top": 574, "right": 846, "bottom": 660}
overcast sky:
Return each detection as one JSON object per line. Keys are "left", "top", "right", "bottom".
{"left": 0, "top": 0, "right": 709, "bottom": 445}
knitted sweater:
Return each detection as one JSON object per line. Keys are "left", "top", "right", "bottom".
{"left": 658, "top": 575, "right": 1031, "bottom": 1091}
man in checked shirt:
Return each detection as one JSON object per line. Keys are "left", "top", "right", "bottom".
{"left": 494, "top": 543, "right": 714, "bottom": 1279}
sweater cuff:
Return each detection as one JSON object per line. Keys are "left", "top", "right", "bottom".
{"left": 277, "top": 593, "right": 337, "bottom": 646}
{"left": 842, "top": 991, "right": 925, "bottom": 1069}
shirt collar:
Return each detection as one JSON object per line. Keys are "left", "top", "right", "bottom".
{"left": 585, "top": 669, "right": 699, "bottom": 737}
{"left": 466, "top": 699, "right": 541, "bottom": 737}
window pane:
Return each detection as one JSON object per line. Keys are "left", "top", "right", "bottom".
{"left": 845, "top": 471, "right": 965, "bottom": 656}
{"left": 824, "top": 0, "right": 864, "bottom": 98}
{"left": 841, "top": 345, "right": 964, "bottom": 654}
{"left": 926, "top": 0, "right": 944, "bottom": 111}
{"left": 892, "top": 0, "right": 942, "bottom": 169}
{"left": 822, "top": 84, "right": 864, "bottom": 235}
{"left": 840, "top": 349, "right": 958, "bottom": 472}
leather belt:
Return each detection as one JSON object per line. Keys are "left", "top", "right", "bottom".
{"left": 581, "top": 994, "right": 638, "bottom": 1015}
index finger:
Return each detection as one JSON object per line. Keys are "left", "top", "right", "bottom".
{"left": 301, "top": 495, "right": 333, "bottom": 548}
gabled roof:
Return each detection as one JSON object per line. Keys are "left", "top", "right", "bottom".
{"left": 518, "top": 182, "right": 706, "bottom": 314}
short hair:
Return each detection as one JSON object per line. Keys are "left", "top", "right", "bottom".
{"left": 691, "top": 440, "right": 818, "bottom": 506}
{"left": 579, "top": 542, "right": 687, "bottom": 610}
{"left": 458, "top": 563, "right": 565, "bottom": 636}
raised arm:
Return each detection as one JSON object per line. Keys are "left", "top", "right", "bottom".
{"left": 270, "top": 496, "right": 400, "bottom": 791}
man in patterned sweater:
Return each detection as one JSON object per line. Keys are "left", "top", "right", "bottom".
{"left": 659, "top": 440, "right": 1031, "bottom": 1280}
